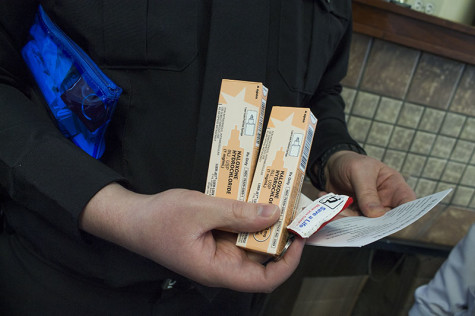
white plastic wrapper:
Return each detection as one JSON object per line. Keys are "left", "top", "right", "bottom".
{"left": 287, "top": 193, "right": 353, "bottom": 238}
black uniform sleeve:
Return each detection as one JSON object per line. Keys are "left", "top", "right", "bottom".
{"left": 0, "top": 1, "right": 126, "bottom": 239}
{"left": 306, "top": 4, "right": 366, "bottom": 190}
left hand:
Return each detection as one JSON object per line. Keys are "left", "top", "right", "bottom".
{"left": 321, "top": 150, "right": 416, "bottom": 218}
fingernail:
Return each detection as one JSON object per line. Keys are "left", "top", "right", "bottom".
{"left": 258, "top": 205, "right": 278, "bottom": 217}
{"left": 368, "top": 203, "right": 385, "bottom": 214}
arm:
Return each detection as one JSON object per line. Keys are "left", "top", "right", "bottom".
{"left": 307, "top": 2, "right": 363, "bottom": 175}
{"left": 0, "top": 1, "right": 125, "bottom": 238}
{"left": 409, "top": 224, "right": 475, "bottom": 315}
{"left": 306, "top": 2, "right": 415, "bottom": 215}
{"left": 1, "top": 3, "right": 305, "bottom": 292}
{"left": 81, "top": 183, "right": 305, "bottom": 292}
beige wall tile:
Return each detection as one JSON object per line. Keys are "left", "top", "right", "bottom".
{"left": 406, "top": 175, "right": 418, "bottom": 191}
{"left": 352, "top": 91, "right": 380, "bottom": 118}
{"left": 375, "top": 97, "right": 402, "bottom": 124}
{"left": 410, "top": 131, "right": 436, "bottom": 155}
{"left": 422, "top": 158, "right": 447, "bottom": 180}
{"left": 364, "top": 145, "right": 385, "bottom": 160}
{"left": 440, "top": 113, "right": 466, "bottom": 137}
{"left": 367, "top": 122, "right": 393, "bottom": 147}
{"left": 437, "top": 183, "right": 456, "bottom": 200}
{"left": 402, "top": 154, "right": 427, "bottom": 177}
{"left": 347, "top": 116, "right": 371, "bottom": 143}
{"left": 389, "top": 127, "right": 415, "bottom": 151}
{"left": 415, "top": 179, "right": 438, "bottom": 197}
{"left": 341, "top": 33, "right": 372, "bottom": 88}
{"left": 432, "top": 136, "right": 456, "bottom": 159}
{"left": 461, "top": 165, "right": 475, "bottom": 186}
{"left": 460, "top": 117, "right": 475, "bottom": 141}
{"left": 383, "top": 150, "right": 406, "bottom": 171}
{"left": 361, "top": 40, "right": 419, "bottom": 99}
{"left": 397, "top": 103, "right": 424, "bottom": 128}
{"left": 451, "top": 65, "right": 475, "bottom": 117}
{"left": 419, "top": 108, "right": 445, "bottom": 133}
{"left": 450, "top": 140, "right": 475, "bottom": 163}
{"left": 452, "top": 186, "right": 475, "bottom": 207}
{"left": 442, "top": 161, "right": 466, "bottom": 183}
{"left": 407, "top": 53, "right": 464, "bottom": 109}
{"left": 341, "top": 87, "right": 357, "bottom": 114}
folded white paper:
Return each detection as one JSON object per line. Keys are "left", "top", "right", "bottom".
{"left": 304, "top": 189, "right": 452, "bottom": 247}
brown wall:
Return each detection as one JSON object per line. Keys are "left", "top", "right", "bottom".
{"left": 342, "top": 33, "right": 475, "bottom": 211}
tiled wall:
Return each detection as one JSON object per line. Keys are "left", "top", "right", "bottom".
{"left": 342, "top": 33, "right": 475, "bottom": 211}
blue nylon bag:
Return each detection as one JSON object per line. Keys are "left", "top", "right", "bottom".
{"left": 22, "top": 6, "right": 122, "bottom": 159}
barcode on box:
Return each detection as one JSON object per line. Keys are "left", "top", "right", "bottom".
{"left": 256, "top": 93, "right": 267, "bottom": 147}
{"left": 300, "top": 125, "right": 314, "bottom": 172}
{"left": 271, "top": 221, "right": 282, "bottom": 249}
{"left": 239, "top": 167, "right": 249, "bottom": 201}
{"left": 237, "top": 233, "right": 248, "bottom": 245}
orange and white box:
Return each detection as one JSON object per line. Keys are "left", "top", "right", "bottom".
{"left": 205, "top": 79, "right": 268, "bottom": 201}
{"left": 236, "top": 106, "right": 317, "bottom": 256}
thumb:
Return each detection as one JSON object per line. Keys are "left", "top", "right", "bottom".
{"left": 352, "top": 171, "right": 386, "bottom": 218}
{"left": 206, "top": 198, "right": 280, "bottom": 233}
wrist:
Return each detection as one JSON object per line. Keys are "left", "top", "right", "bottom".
{"left": 80, "top": 183, "right": 143, "bottom": 247}
{"left": 326, "top": 150, "right": 355, "bottom": 169}
{"left": 312, "top": 143, "right": 366, "bottom": 191}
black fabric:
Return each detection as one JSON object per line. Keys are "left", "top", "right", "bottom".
{"left": 0, "top": 233, "right": 258, "bottom": 316}
{"left": 0, "top": 0, "right": 361, "bottom": 311}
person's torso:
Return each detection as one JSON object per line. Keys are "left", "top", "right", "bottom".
{"left": 9, "top": 0, "right": 352, "bottom": 288}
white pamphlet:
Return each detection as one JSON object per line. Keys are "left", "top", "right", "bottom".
{"left": 304, "top": 189, "right": 452, "bottom": 247}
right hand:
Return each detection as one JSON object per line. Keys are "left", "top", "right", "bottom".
{"left": 321, "top": 150, "right": 416, "bottom": 218}
{"left": 80, "top": 183, "right": 305, "bottom": 293}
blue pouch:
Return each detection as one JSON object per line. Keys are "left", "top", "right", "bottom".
{"left": 22, "top": 6, "right": 122, "bottom": 159}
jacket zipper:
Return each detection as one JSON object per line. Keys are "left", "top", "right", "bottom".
{"left": 36, "top": 5, "right": 122, "bottom": 102}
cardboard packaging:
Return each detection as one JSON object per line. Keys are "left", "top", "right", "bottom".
{"left": 236, "top": 106, "right": 317, "bottom": 256}
{"left": 205, "top": 79, "right": 268, "bottom": 201}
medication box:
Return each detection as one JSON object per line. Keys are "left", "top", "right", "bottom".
{"left": 236, "top": 106, "right": 317, "bottom": 256}
{"left": 205, "top": 79, "right": 268, "bottom": 201}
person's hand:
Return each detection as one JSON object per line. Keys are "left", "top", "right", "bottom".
{"left": 80, "top": 183, "right": 305, "bottom": 293}
{"left": 321, "top": 150, "right": 416, "bottom": 218}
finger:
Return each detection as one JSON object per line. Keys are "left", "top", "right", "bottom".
{"left": 389, "top": 175, "right": 417, "bottom": 206}
{"left": 317, "top": 191, "right": 328, "bottom": 198}
{"left": 260, "top": 237, "right": 305, "bottom": 291}
{"left": 220, "top": 237, "right": 305, "bottom": 293}
{"left": 351, "top": 167, "right": 386, "bottom": 218}
{"left": 215, "top": 229, "right": 289, "bottom": 264}
{"left": 339, "top": 207, "right": 362, "bottom": 217}
{"left": 200, "top": 195, "right": 280, "bottom": 233}
{"left": 365, "top": 172, "right": 416, "bottom": 210}
{"left": 332, "top": 214, "right": 346, "bottom": 221}
{"left": 213, "top": 230, "right": 270, "bottom": 263}
{"left": 211, "top": 230, "right": 270, "bottom": 266}
{"left": 246, "top": 251, "right": 272, "bottom": 264}
{"left": 395, "top": 186, "right": 417, "bottom": 205}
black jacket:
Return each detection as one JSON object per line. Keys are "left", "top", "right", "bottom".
{"left": 0, "top": 0, "right": 359, "bottom": 292}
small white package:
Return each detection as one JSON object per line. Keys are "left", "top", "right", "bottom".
{"left": 287, "top": 193, "right": 353, "bottom": 238}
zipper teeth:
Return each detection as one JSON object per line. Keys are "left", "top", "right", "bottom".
{"left": 38, "top": 6, "right": 121, "bottom": 99}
